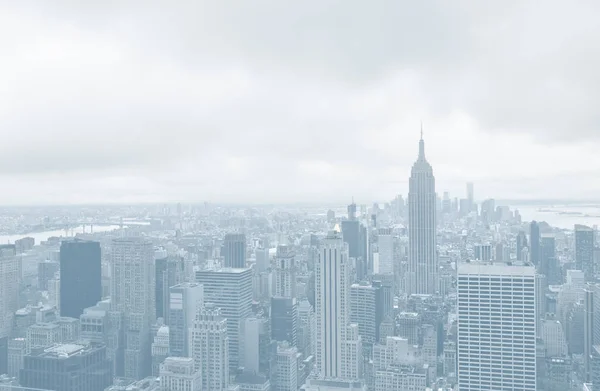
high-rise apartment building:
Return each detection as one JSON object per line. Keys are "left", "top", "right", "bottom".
{"left": 315, "top": 230, "right": 362, "bottom": 380}
{"left": 223, "top": 233, "right": 247, "bottom": 268}
{"left": 195, "top": 267, "right": 252, "bottom": 371}
{"left": 190, "top": 303, "right": 229, "bottom": 391}
{"left": 60, "top": 239, "right": 102, "bottom": 319}
{"left": 168, "top": 283, "right": 204, "bottom": 357}
{"left": 457, "top": 261, "right": 536, "bottom": 391}
{"left": 576, "top": 225, "right": 595, "bottom": 281}
{"left": 407, "top": 133, "right": 438, "bottom": 294}
{"left": 110, "top": 238, "right": 156, "bottom": 380}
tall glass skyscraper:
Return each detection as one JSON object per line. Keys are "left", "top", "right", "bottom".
{"left": 407, "top": 133, "right": 438, "bottom": 294}
{"left": 60, "top": 239, "right": 102, "bottom": 319}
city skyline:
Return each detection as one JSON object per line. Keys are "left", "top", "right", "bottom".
{"left": 1, "top": 2, "right": 600, "bottom": 204}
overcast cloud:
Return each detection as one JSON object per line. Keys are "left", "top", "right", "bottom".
{"left": 1, "top": 1, "right": 599, "bottom": 204}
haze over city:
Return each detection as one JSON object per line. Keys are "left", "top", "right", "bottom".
{"left": 1, "top": 1, "right": 600, "bottom": 204}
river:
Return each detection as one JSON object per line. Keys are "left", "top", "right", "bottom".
{"left": 0, "top": 224, "right": 122, "bottom": 245}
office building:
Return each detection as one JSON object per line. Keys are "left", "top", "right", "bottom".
{"left": 541, "top": 234, "right": 560, "bottom": 285}
{"left": 7, "top": 338, "right": 26, "bottom": 381}
{"left": 255, "top": 247, "right": 270, "bottom": 273}
{"left": 190, "top": 303, "right": 229, "bottom": 391}
{"left": 467, "top": 182, "right": 474, "bottom": 209}
{"left": 315, "top": 230, "right": 362, "bottom": 380}
{"left": 223, "top": 233, "right": 247, "bottom": 268}
{"left": 530, "top": 221, "right": 540, "bottom": 266}
{"left": 457, "top": 261, "right": 536, "bottom": 391}
{"left": 168, "top": 283, "right": 204, "bottom": 357}
{"left": 195, "top": 267, "right": 252, "bottom": 371}
{"left": 397, "top": 312, "right": 421, "bottom": 346}
{"left": 474, "top": 244, "right": 492, "bottom": 261}
{"left": 159, "top": 357, "right": 202, "bottom": 391}
{"left": 155, "top": 255, "right": 185, "bottom": 321}
{"left": 273, "top": 342, "right": 298, "bottom": 391}
{"left": 273, "top": 245, "right": 297, "bottom": 298}
{"left": 239, "top": 317, "right": 272, "bottom": 375}
{"left": 110, "top": 238, "right": 156, "bottom": 380}
{"left": 60, "top": 239, "right": 102, "bottom": 319}
{"left": 20, "top": 343, "right": 112, "bottom": 391}
{"left": 517, "top": 231, "right": 528, "bottom": 261}
{"left": 151, "top": 325, "right": 169, "bottom": 377}
{"left": 0, "top": 245, "right": 20, "bottom": 346}
{"left": 576, "top": 225, "right": 595, "bottom": 281}
{"left": 377, "top": 228, "right": 394, "bottom": 275}
{"left": 271, "top": 297, "right": 298, "bottom": 346}
{"left": 350, "top": 282, "right": 382, "bottom": 347}
{"left": 407, "top": 133, "right": 438, "bottom": 295}
{"left": 37, "top": 260, "right": 59, "bottom": 291}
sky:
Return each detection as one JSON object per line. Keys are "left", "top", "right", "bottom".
{"left": 1, "top": 1, "right": 599, "bottom": 205}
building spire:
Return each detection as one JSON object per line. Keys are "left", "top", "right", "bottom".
{"left": 418, "top": 122, "right": 425, "bottom": 159}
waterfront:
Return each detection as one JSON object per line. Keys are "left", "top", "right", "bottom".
{"left": 0, "top": 224, "right": 121, "bottom": 245}
{"left": 512, "top": 204, "right": 600, "bottom": 230}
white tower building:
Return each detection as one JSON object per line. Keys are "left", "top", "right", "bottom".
{"left": 315, "top": 230, "right": 362, "bottom": 380}
{"left": 407, "top": 132, "right": 438, "bottom": 295}
{"left": 457, "top": 261, "right": 536, "bottom": 391}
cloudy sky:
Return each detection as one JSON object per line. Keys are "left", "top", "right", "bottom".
{"left": 1, "top": 1, "right": 599, "bottom": 205}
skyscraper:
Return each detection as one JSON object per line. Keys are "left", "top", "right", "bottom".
{"left": 155, "top": 255, "right": 185, "bottom": 321}
{"left": 0, "top": 244, "right": 19, "bottom": 373}
{"left": 195, "top": 267, "right": 252, "bottom": 371}
{"left": 60, "top": 239, "right": 102, "bottom": 319}
{"left": 457, "top": 261, "right": 536, "bottom": 391}
{"left": 466, "top": 182, "right": 474, "bottom": 210}
{"left": 190, "top": 303, "right": 229, "bottom": 391}
{"left": 530, "top": 221, "right": 540, "bottom": 266}
{"left": 377, "top": 228, "right": 394, "bottom": 275}
{"left": 517, "top": 231, "right": 528, "bottom": 261}
{"left": 159, "top": 357, "right": 202, "bottom": 391}
{"left": 111, "top": 238, "right": 156, "bottom": 380}
{"left": 223, "top": 233, "right": 247, "bottom": 268}
{"left": 576, "top": 224, "right": 595, "bottom": 281}
{"left": 315, "top": 230, "right": 362, "bottom": 380}
{"left": 408, "top": 132, "right": 438, "bottom": 295}
{"left": 168, "top": 283, "right": 204, "bottom": 357}
{"left": 273, "top": 245, "right": 297, "bottom": 298}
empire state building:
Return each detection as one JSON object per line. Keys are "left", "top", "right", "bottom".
{"left": 407, "top": 131, "right": 438, "bottom": 294}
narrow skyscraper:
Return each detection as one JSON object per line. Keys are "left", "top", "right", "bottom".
{"left": 575, "top": 224, "right": 595, "bottom": 281}
{"left": 407, "top": 131, "right": 438, "bottom": 294}
{"left": 315, "top": 230, "right": 362, "bottom": 380}
{"left": 110, "top": 238, "right": 156, "bottom": 380}
{"left": 530, "top": 221, "right": 540, "bottom": 266}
